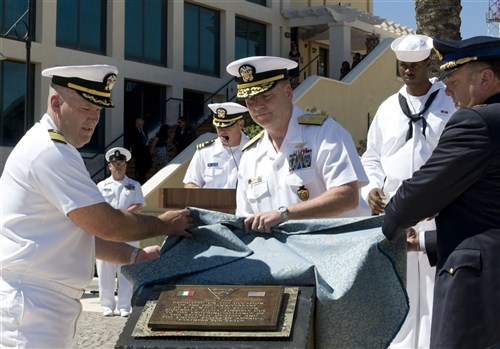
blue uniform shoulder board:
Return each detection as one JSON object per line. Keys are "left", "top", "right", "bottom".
{"left": 242, "top": 130, "right": 265, "bottom": 152}
{"left": 196, "top": 138, "right": 216, "bottom": 150}
{"left": 297, "top": 114, "right": 328, "bottom": 126}
{"left": 48, "top": 129, "right": 67, "bottom": 144}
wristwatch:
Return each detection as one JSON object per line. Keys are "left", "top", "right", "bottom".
{"left": 129, "top": 247, "right": 141, "bottom": 264}
{"left": 277, "top": 206, "right": 289, "bottom": 222}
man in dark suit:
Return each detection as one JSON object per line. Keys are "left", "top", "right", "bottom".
{"left": 383, "top": 36, "right": 500, "bottom": 348}
{"left": 128, "top": 117, "right": 152, "bottom": 184}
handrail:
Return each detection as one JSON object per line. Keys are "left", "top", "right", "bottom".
{"left": 82, "top": 133, "right": 126, "bottom": 181}
{"left": 84, "top": 58, "right": 320, "bottom": 180}
{"left": 204, "top": 77, "right": 236, "bottom": 104}
{"left": 194, "top": 77, "right": 237, "bottom": 126}
{"left": 83, "top": 80, "right": 233, "bottom": 180}
{"left": 295, "top": 54, "right": 320, "bottom": 79}
{"left": 223, "top": 55, "right": 322, "bottom": 101}
{"left": 82, "top": 135, "right": 124, "bottom": 161}
{"left": 143, "top": 96, "right": 183, "bottom": 130}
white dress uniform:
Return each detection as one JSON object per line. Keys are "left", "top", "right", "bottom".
{"left": 361, "top": 78, "right": 456, "bottom": 349}
{"left": 236, "top": 105, "right": 368, "bottom": 217}
{"left": 96, "top": 175, "right": 145, "bottom": 315}
{"left": 0, "top": 114, "right": 106, "bottom": 348}
{"left": 183, "top": 132, "right": 250, "bottom": 188}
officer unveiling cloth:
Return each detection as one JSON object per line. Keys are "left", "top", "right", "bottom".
{"left": 236, "top": 105, "right": 368, "bottom": 217}
{"left": 122, "top": 207, "right": 408, "bottom": 349}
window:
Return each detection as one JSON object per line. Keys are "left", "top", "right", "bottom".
{"left": 125, "top": 0, "right": 167, "bottom": 66}
{"left": 318, "top": 48, "right": 328, "bottom": 77}
{"left": 246, "top": 0, "right": 267, "bottom": 6}
{"left": 183, "top": 90, "right": 204, "bottom": 125}
{"left": 0, "top": 60, "right": 34, "bottom": 146}
{"left": 56, "top": 0, "right": 106, "bottom": 54}
{"left": 235, "top": 17, "right": 266, "bottom": 59}
{"left": 184, "top": 3, "right": 220, "bottom": 76}
{"left": 123, "top": 80, "right": 166, "bottom": 149}
{"left": 1, "top": 0, "right": 33, "bottom": 41}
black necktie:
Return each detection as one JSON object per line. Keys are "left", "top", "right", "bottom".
{"left": 398, "top": 89, "right": 439, "bottom": 141}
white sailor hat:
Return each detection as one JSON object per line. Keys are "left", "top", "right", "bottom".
{"left": 226, "top": 56, "right": 298, "bottom": 99}
{"left": 208, "top": 102, "right": 248, "bottom": 128}
{"left": 42, "top": 65, "right": 118, "bottom": 108}
{"left": 391, "top": 35, "right": 433, "bottom": 63}
{"left": 105, "top": 147, "right": 131, "bottom": 162}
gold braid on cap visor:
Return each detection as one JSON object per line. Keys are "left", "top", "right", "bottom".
{"left": 67, "top": 82, "right": 112, "bottom": 97}
{"left": 440, "top": 56, "right": 478, "bottom": 71}
{"left": 237, "top": 74, "right": 285, "bottom": 89}
{"left": 213, "top": 115, "right": 243, "bottom": 124}
{"left": 237, "top": 82, "right": 275, "bottom": 99}
{"left": 82, "top": 92, "right": 113, "bottom": 107}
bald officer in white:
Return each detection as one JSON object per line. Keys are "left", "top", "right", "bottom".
{"left": 0, "top": 65, "right": 191, "bottom": 348}
{"left": 183, "top": 102, "right": 249, "bottom": 188}
{"left": 96, "top": 147, "right": 144, "bottom": 318}
{"left": 361, "top": 35, "right": 456, "bottom": 349}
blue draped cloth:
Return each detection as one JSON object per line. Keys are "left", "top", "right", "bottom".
{"left": 122, "top": 207, "right": 408, "bottom": 349}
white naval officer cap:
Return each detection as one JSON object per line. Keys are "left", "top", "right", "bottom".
{"left": 226, "top": 56, "right": 298, "bottom": 99}
{"left": 391, "top": 34, "right": 433, "bottom": 62}
{"left": 42, "top": 65, "right": 118, "bottom": 108}
{"left": 105, "top": 147, "right": 131, "bottom": 162}
{"left": 208, "top": 102, "right": 248, "bottom": 128}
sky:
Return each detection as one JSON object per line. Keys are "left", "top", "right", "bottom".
{"left": 373, "top": 0, "right": 493, "bottom": 39}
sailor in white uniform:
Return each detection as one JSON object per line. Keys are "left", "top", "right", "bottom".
{"left": 183, "top": 102, "right": 249, "bottom": 188}
{"left": 96, "top": 147, "right": 145, "bottom": 317}
{"left": 361, "top": 34, "right": 456, "bottom": 349}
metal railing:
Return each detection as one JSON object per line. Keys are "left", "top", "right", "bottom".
{"left": 83, "top": 79, "right": 235, "bottom": 180}
{"left": 82, "top": 133, "right": 126, "bottom": 180}
{"left": 83, "top": 56, "right": 320, "bottom": 180}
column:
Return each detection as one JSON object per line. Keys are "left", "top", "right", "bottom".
{"left": 328, "top": 22, "right": 352, "bottom": 80}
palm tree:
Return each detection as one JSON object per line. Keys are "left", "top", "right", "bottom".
{"left": 415, "top": 0, "right": 462, "bottom": 40}
{"left": 415, "top": 0, "right": 462, "bottom": 76}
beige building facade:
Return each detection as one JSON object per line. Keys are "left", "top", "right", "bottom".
{"left": 0, "top": 0, "right": 414, "bottom": 177}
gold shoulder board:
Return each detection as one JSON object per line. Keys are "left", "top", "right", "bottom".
{"left": 297, "top": 114, "right": 328, "bottom": 126}
{"left": 242, "top": 130, "right": 265, "bottom": 152}
{"left": 48, "top": 129, "right": 67, "bottom": 144}
{"left": 196, "top": 138, "right": 216, "bottom": 150}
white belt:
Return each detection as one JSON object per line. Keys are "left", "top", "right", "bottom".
{"left": 1, "top": 270, "right": 86, "bottom": 300}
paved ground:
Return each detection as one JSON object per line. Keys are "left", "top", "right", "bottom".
{"left": 77, "top": 278, "right": 128, "bottom": 349}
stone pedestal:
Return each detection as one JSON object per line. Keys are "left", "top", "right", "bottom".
{"left": 115, "top": 284, "right": 315, "bottom": 349}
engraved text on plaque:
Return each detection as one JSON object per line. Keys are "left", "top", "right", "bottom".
{"left": 148, "top": 285, "right": 284, "bottom": 331}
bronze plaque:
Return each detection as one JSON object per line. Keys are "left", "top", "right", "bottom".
{"left": 148, "top": 285, "right": 284, "bottom": 331}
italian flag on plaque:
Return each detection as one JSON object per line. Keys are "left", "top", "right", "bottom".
{"left": 176, "top": 290, "right": 195, "bottom": 297}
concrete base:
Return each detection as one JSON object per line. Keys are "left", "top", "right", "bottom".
{"left": 115, "top": 284, "right": 315, "bottom": 349}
